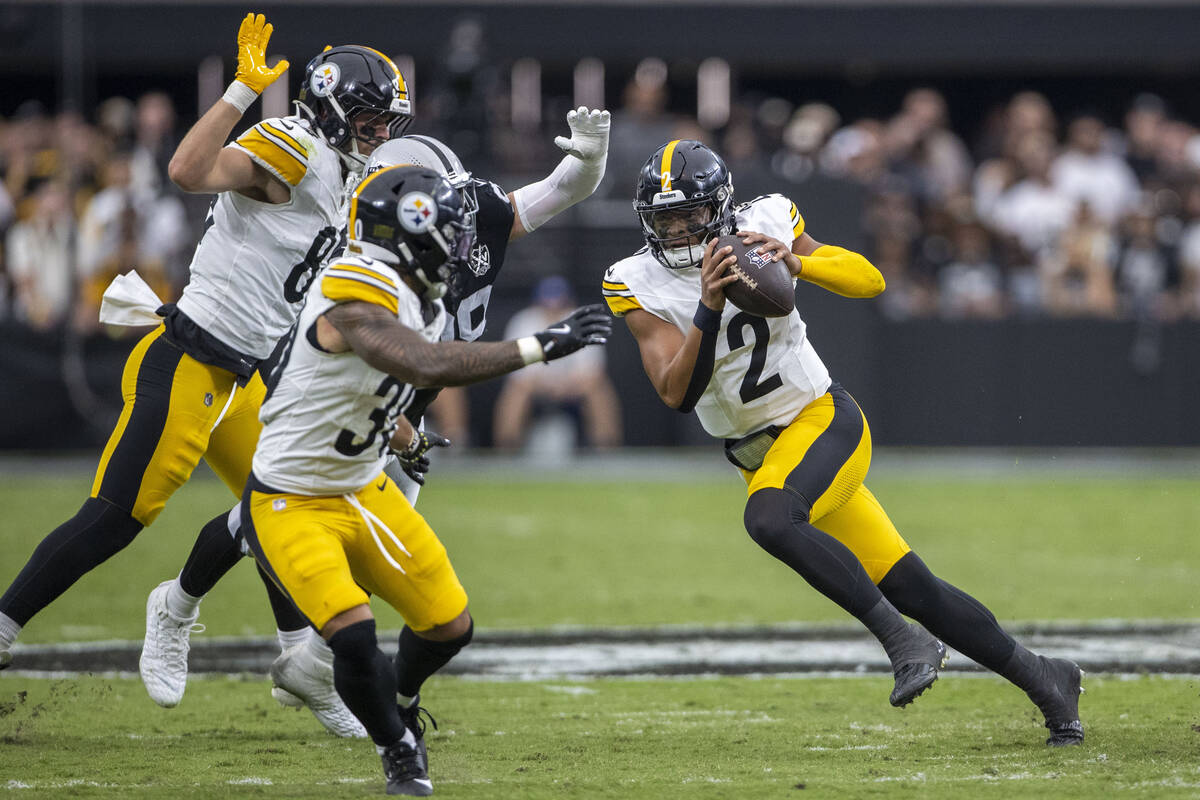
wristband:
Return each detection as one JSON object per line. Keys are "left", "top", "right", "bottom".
{"left": 516, "top": 336, "right": 545, "bottom": 366}
{"left": 692, "top": 300, "right": 722, "bottom": 334}
{"left": 402, "top": 428, "right": 420, "bottom": 457}
{"left": 222, "top": 80, "right": 259, "bottom": 114}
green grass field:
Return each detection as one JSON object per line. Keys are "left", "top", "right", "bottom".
{"left": 0, "top": 463, "right": 1197, "bottom": 798}
{"left": 0, "top": 468, "right": 1197, "bottom": 642}
{"left": 2, "top": 674, "right": 1197, "bottom": 798}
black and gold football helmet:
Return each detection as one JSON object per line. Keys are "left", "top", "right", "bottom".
{"left": 347, "top": 165, "right": 474, "bottom": 300}
{"left": 634, "top": 139, "right": 735, "bottom": 269}
{"left": 296, "top": 45, "right": 414, "bottom": 171}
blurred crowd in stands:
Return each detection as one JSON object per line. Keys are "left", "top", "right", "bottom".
{"left": 4, "top": 62, "right": 1200, "bottom": 335}
{"left": 588, "top": 70, "right": 1200, "bottom": 323}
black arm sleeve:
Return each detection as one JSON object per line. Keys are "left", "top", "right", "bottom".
{"left": 677, "top": 302, "right": 721, "bottom": 414}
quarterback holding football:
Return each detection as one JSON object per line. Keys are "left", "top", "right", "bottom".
{"left": 603, "top": 139, "right": 1084, "bottom": 746}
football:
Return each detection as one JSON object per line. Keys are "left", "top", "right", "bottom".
{"left": 714, "top": 234, "right": 796, "bottom": 317}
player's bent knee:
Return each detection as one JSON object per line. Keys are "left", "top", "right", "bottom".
{"left": 327, "top": 618, "right": 380, "bottom": 663}
{"left": 743, "top": 489, "right": 794, "bottom": 552}
{"left": 321, "top": 604, "right": 374, "bottom": 641}
{"left": 417, "top": 608, "right": 473, "bottom": 643}
{"left": 81, "top": 496, "right": 144, "bottom": 552}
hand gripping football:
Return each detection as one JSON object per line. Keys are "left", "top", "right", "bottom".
{"left": 715, "top": 234, "right": 795, "bottom": 317}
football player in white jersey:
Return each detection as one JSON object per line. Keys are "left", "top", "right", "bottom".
{"left": 602, "top": 139, "right": 1083, "bottom": 747}
{"left": 0, "top": 14, "right": 407, "bottom": 706}
{"left": 138, "top": 113, "right": 611, "bottom": 735}
{"left": 242, "top": 165, "right": 609, "bottom": 795}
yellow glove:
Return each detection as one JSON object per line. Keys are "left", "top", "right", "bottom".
{"left": 235, "top": 13, "right": 289, "bottom": 94}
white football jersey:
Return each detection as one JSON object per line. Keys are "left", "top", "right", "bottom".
{"left": 252, "top": 254, "right": 446, "bottom": 495}
{"left": 603, "top": 193, "right": 830, "bottom": 439}
{"left": 176, "top": 116, "right": 347, "bottom": 361}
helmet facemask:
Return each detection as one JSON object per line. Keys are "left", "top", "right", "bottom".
{"left": 638, "top": 187, "right": 733, "bottom": 269}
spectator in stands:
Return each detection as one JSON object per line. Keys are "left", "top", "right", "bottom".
{"left": 873, "top": 232, "right": 935, "bottom": 320}
{"left": 599, "top": 59, "right": 678, "bottom": 199}
{"left": 130, "top": 91, "right": 178, "bottom": 198}
{"left": 822, "top": 118, "right": 887, "bottom": 186}
{"left": 886, "top": 88, "right": 973, "bottom": 204}
{"left": 493, "top": 276, "right": 622, "bottom": 453}
{"left": 1176, "top": 182, "right": 1200, "bottom": 318}
{"left": 5, "top": 179, "right": 75, "bottom": 331}
{"left": 1040, "top": 201, "right": 1118, "bottom": 317}
{"left": 75, "top": 148, "right": 187, "bottom": 332}
{"left": 1115, "top": 204, "right": 1176, "bottom": 320}
{"left": 987, "top": 130, "right": 1076, "bottom": 259}
{"left": 937, "top": 216, "right": 1005, "bottom": 319}
{"left": 1124, "top": 94, "right": 1168, "bottom": 183}
{"left": 1051, "top": 114, "right": 1139, "bottom": 226}
{"left": 772, "top": 102, "right": 840, "bottom": 185}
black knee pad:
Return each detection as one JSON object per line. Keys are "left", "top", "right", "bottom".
{"left": 328, "top": 619, "right": 379, "bottom": 663}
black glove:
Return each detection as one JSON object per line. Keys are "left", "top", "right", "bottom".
{"left": 394, "top": 429, "right": 451, "bottom": 486}
{"left": 533, "top": 304, "right": 613, "bottom": 362}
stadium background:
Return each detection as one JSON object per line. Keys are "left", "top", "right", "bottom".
{"left": 1, "top": 0, "right": 1199, "bottom": 453}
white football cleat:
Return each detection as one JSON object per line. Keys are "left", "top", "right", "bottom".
{"left": 139, "top": 580, "right": 204, "bottom": 707}
{"left": 270, "top": 644, "right": 367, "bottom": 738}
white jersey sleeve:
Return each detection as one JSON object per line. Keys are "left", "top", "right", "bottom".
{"left": 603, "top": 194, "right": 829, "bottom": 439}
{"left": 252, "top": 255, "right": 447, "bottom": 495}
{"left": 175, "top": 116, "right": 347, "bottom": 362}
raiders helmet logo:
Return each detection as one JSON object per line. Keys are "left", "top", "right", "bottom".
{"left": 397, "top": 191, "right": 437, "bottom": 233}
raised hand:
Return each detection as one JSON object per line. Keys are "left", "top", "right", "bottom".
{"left": 554, "top": 107, "right": 611, "bottom": 165}
{"left": 235, "top": 12, "right": 289, "bottom": 94}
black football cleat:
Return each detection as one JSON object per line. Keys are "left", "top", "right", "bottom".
{"left": 889, "top": 632, "right": 948, "bottom": 708}
{"left": 397, "top": 697, "right": 438, "bottom": 771}
{"left": 1028, "top": 657, "right": 1085, "bottom": 746}
{"left": 381, "top": 738, "right": 433, "bottom": 797}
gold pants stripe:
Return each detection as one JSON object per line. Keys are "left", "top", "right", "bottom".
{"left": 90, "top": 324, "right": 265, "bottom": 525}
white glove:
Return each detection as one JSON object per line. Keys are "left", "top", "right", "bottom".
{"left": 554, "top": 106, "right": 610, "bottom": 165}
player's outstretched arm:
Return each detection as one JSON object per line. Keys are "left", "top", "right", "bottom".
{"left": 624, "top": 239, "right": 737, "bottom": 411}
{"left": 168, "top": 13, "right": 289, "bottom": 196}
{"left": 509, "top": 106, "right": 611, "bottom": 240}
{"left": 739, "top": 230, "right": 885, "bottom": 298}
{"left": 321, "top": 301, "right": 612, "bottom": 388}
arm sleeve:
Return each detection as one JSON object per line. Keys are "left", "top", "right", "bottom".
{"left": 230, "top": 119, "right": 310, "bottom": 187}
{"left": 510, "top": 153, "right": 605, "bottom": 233}
{"left": 797, "top": 245, "right": 886, "bottom": 298}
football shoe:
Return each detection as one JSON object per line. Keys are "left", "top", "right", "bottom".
{"left": 139, "top": 580, "right": 204, "bottom": 707}
{"left": 270, "top": 643, "right": 368, "bottom": 738}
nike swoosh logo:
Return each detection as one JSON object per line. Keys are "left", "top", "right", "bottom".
{"left": 376, "top": 479, "right": 387, "bottom": 491}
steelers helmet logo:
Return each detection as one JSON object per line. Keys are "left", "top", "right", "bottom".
{"left": 310, "top": 63, "right": 341, "bottom": 97}
{"left": 397, "top": 191, "right": 437, "bottom": 233}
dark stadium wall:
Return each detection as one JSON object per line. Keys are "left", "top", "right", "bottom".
{"left": 5, "top": 315, "right": 1198, "bottom": 451}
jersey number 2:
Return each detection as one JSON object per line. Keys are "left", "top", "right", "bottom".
{"left": 727, "top": 312, "right": 782, "bottom": 404}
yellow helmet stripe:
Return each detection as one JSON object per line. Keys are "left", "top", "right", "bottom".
{"left": 659, "top": 139, "right": 681, "bottom": 192}
{"left": 362, "top": 46, "right": 409, "bottom": 99}
{"left": 348, "top": 165, "right": 397, "bottom": 235}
